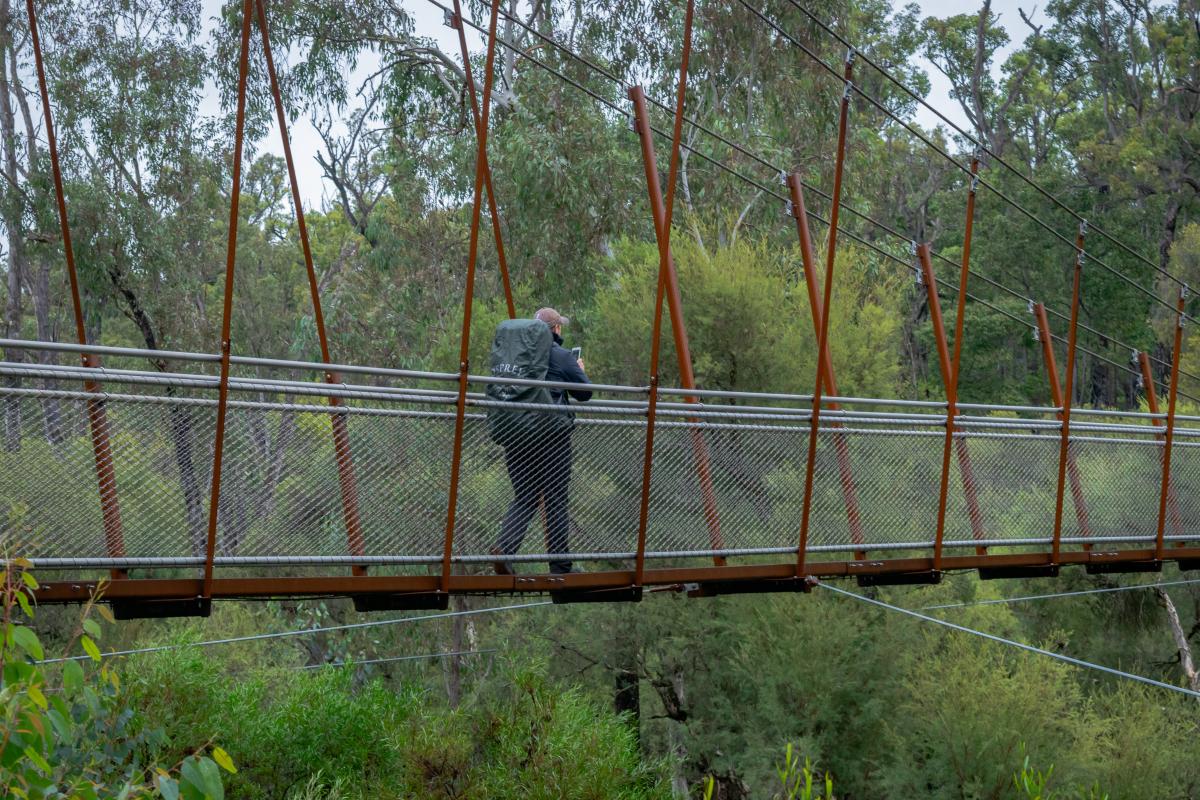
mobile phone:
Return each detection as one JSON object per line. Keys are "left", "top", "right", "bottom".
{"left": 570, "top": 346, "right": 582, "bottom": 360}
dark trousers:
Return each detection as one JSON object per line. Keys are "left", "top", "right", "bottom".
{"left": 497, "top": 430, "right": 572, "bottom": 573}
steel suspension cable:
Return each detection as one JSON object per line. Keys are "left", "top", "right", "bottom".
{"left": 36, "top": 600, "right": 552, "bottom": 664}
{"left": 460, "top": 0, "right": 1186, "bottom": 392}
{"left": 920, "top": 578, "right": 1200, "bottom": 610}
{"left": 298, "top": 648, "right": 498, "bottom": 670}
{"left": 820, "top": 583, "right": 1200, "bottom": 700}
{"left": 738, "top": 1, "right": 1188, "bottom": 322}
{"left": 780, "top": 0, "right": 1186, "bottom": 291}
{"left": 440, "top": 0, "right": 1200, "bottom": 404}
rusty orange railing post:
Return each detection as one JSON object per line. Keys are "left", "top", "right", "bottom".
{"left": 441, "top": 0, "right": 502, "bottom": 594}
{"left": 917, "top": 244, "right": 954, "bottom": 571}
{"left": 921, "top": 158, "right": 986, "bottom": 569}
{"left": 1156, "top": 289, "right": 1188, "bottom": 561}
{"left": 785, "top": 174, "right": 864, "bottom": 557}
{"left": 449, "top": 0, "right": 515, "bottom": 319}
{"left": 25, "top": 0, "right": 127, "bottom": 578}
{"left": 633, "top": 0, "right": 695, "bottom": 587}
{"left": 1033, "top": 302, "right": 1090, "bottom": 559}
{"left": 951, "top": 159, "right": 986, "bottom": 555}
{"left": 955, "top": 158, "right": 984, "bottom": 554}
{"left": 203, "top": 0, "right": 255, "bottom": 600}
{"left": 797, "top": 51, "right": 854, "bottom": 578}
{"left": 629, "top": 85, "right": 725, "bottom": 568}
{"left": 1138, "top": 351, "right": 1184, "bottom": 541}
{"left": 255, "top": 0, "right": 367, "bottom": 575}
{"left": 1044, "top": 222, "right": 1087, "bottom": 564}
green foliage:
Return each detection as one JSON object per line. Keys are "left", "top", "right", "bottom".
{"left": 394, "top": 659, "right": 669, "bottom": 799}
{"left": 119, "top": 646, "right": 668, "bottom": 799}
{"left": 0, "top": 565, "right": 232, "bottom": 799}
{"left": 772, "top": 744, "right": 834, "bottom": 800}
{"left": 587, "top": 236, "right": 904, "bottom": 396}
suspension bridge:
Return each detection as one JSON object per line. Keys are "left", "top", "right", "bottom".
{"left": 3, "top": 0, "right": 1198, "bottom": 618}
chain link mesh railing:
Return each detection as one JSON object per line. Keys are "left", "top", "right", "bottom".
{"left": 2, "top": 347, "right": 1198, "bottom": 576}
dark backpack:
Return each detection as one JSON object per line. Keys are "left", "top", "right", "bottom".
{"left": 486, "top": 319, "right": 571, "bottom": 446}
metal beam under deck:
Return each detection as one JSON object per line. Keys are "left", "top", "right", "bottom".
{"left": 30, "top": 547, "right": 1199, "bottom": 605}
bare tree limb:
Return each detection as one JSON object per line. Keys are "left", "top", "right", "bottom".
{"left": 1157, "top": 587, "right": 1200, "bottom": 694}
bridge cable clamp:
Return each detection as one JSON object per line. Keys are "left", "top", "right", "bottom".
{"left": 782, "top": 199, "right": 795, "bottom": 218}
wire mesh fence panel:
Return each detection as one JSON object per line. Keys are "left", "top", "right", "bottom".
{"left": 449, "top": 408, "right": 643, "bottom": 565}
{"left": 0, "top": 388, "right": 214, "bottom": 561}
{"left": 1167, "top": 441, "right": 1200, "bottom": 544}
{"left": 0, "top": 391, "right": 106, "bottom": 559}
{"left": 348, "top": 408, "right": 455, "bottom": 560}
{"left": 646, "top": 419, "right": 809, "bottom": 554}
{"left": 12, "top": 350, "right": 1200, "bottom": 574}
{"left": 115, "top": 396, "right": 216, "bottom": 560}
{"left": 807, "top": 425, "right": 943, "bottom": 549}
{"left": 214, "top": 403, "right": 347, "bottom": 559}
{"left": 1068, "top": 435, "right": 1162, "bottom": 541}
{"left": 952, "top": 431, "right": 1069, "bottom": 544}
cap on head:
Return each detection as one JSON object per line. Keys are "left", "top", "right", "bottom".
{"left": 534, "top": 307, "right": 570, "bottom": 327}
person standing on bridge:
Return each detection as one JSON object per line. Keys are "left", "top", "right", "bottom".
{"left": 491, "top": 307, "right": 591, "bottom": 576}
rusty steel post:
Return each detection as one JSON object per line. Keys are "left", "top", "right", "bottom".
{"left": 441, "top": 0, "right": 502, "bottom": 593}
{"left": 203, "top": 0, "right": 255, "bottom": 600}
{"left": 951, "top": 159, "right": 986, "bottom": 554}
{"left": 25, "top": 0, "right": 127, "bottom": 578}
{"left": 255, "top": 0, "right": 367, "bottom": 575}
{"left": 633, "top": 0, "right": 695, "bottom": 586}
{"left": 923, "top": 158, "right": 987, "bottom": 567}
{"left": 798, "top": 52, "right": 854, "bottom": 577}
{"left": 1156, "top": 289, "right": 1188, "bottom": 561}
{"left": 917, "top": 244, "right": 954, "bottom": 571}
{"left": 785, "top": 174, "right": 864, "bottom": 555}
{"left": 1138, "top": 351, "right": 1184, "bottom": 540}
{"left": 449, "top": 0, "right": 515, "bottom": 319}
{"left": 1033, "top": 303, "right": 1090, "bottom": 557}
{"left": 1047, "top": 222, "right": 1087, "bottom": 564}
{"left": 629, "top": 86, "right": 725, "bottom": 567}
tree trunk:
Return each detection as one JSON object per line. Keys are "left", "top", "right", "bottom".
{"left": 1156, "top": 587, "right": 1200, "bottom": 694}
{"left": 613, "top": 639, "right": 641, "bottom": 743}
{"left": 1, "top": 0, "right": 26, "bottom": 452}
{"left": 445, "top": 595, "right": 467, "bottom": 708}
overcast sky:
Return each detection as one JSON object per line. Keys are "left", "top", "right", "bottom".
{"left": 198, "top": 0, "right": 1043, "bottom": 211}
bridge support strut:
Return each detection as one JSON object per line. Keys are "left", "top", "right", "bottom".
{"left": 442, "top": 0, "right": 504, "bottom": 596}
{"left": 797, "top": 51, "right": 855, "bottom": 578}
{"left": 256, "top": 0, "right": 367, "bottom": 575}
{"left": 632, "top": 0, "right": 700, "bottom": 589}
{"left": 785, "top": 175, "right": 865, "bottom": 558}
{"left": 630, "top": 82, "right": 725, "bottom": 572}
{"left": 25, "top": 0, "right": 127, "bottom": 578}
{"left": 1155, "top": 289, "right": 1188, "bottom": 562}
{"left": 203, "top": 0, "right": 255, "bottom": 601}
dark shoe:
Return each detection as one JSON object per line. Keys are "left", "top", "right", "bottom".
{"left": 491, "top": 548, "right": 513, "bottom": 576}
